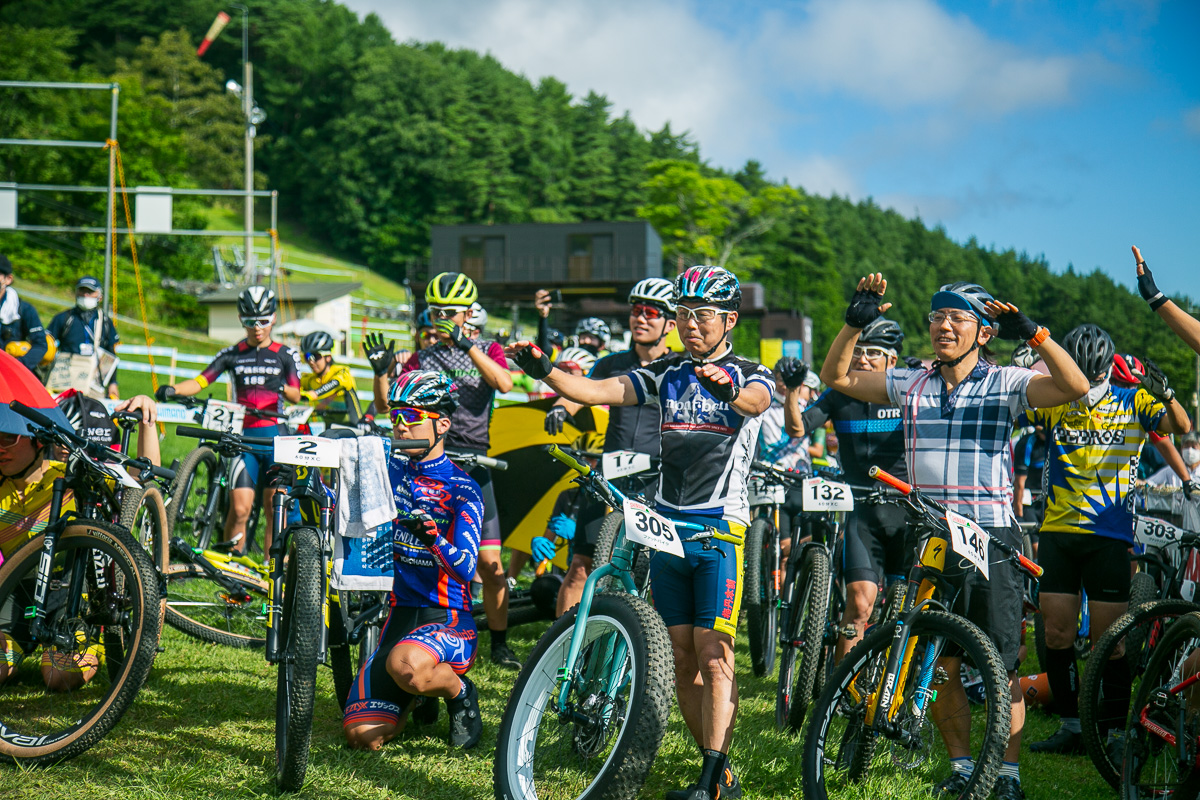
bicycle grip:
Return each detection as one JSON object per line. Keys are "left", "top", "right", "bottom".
{"left": 148, "top": 464, "right": 176, "bottom": 481}
{"left": 9, "top": 400, "right": 82, "bottom": 443}
{"left": 869, "top": 465, "right": 912, "bottom": 495}
{"left": 1017, "top": 552, "right": 1043, "bottom": 579}
{"left": 391, "top": 439, "right": 431, "bottom": 450}
{"left": 176, "top": 425, "right": 224, "bottom": 441}
{"left": 545, "top": 444, "right": 591, "bottom": 476}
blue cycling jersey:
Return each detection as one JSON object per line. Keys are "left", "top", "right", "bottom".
{"left": 388, "top": 451, "right": 483, "bottom": 612}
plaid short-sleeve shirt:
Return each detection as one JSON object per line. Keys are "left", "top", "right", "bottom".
{"left": 885, "top": 362, "right": 1037, "bottom": 527}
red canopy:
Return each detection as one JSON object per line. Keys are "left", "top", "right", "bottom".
{"left": 0, "top": 350, "right": 57, "bottom": 406}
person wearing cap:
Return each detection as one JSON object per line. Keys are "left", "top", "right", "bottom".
{"left": 48, "top": 276, "right": 120, "bottom": 398}
{"left": 0, "top": 255, "right": 50, "bottom": 376}
{"left": 820, "top": 275, "right": 1089, "bottom": 800}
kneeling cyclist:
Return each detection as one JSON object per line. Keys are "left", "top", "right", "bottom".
{"left": 344, "top": 371, "right": 485, "bottom": 751}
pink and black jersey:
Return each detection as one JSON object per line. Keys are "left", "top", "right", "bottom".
{"left": 388, "top": 452, "right": 483, "bottom": 612}
{"left": 195, "top": 340, "right": 302, "bottom": 428}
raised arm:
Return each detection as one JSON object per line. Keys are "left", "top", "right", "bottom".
{"left": 1132, "top": 360, "right": 1193, "bottom": 437}
{"left": 983, "top": 300, "right": 1088, "bottom": 408}
{"left": 1135, "top": 246, "right": 1200, "bottom": 354}
{"left": 505, "top": 342, "right": 637, "bottom": 407}
{"left": 819, "top": 274, "right": 892, "bottom": 404}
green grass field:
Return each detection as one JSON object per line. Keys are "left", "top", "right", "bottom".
{"left": 1, "top": 582, "right": 1110, "bottom": 799}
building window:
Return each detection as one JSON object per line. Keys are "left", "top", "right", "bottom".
{"left": 460, "top": 235, "right": 505, "bottom": 282}
{"left": 566, "top": 233, "right": 612, "bottom": 281}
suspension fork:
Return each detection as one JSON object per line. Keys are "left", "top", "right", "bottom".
{"left": 264, "top": 489, "right": 290, "bottom": 663}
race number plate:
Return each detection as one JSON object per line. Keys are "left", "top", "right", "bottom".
{"left": 621, "top": 499, "right": 684, "bottom": 558}
{"left": 201, "top": 399, "right": 245, "bottom": 434}
{"left": 946, "top": 510, "right": 991, "bottom": 580}
{"left": 286, "top": 406, "right": 314, "bottom": 427}
{"left": 802, "top": 478, "right": 854, "bottom": 512}
{"left": 274, "top": 436, "right": 340, "bottom": 468}
{"left": 603, "top": 450, "right": 652, "bottom": 479}
{"left": 1135, "top": 516, "right": 1184, "bottom": 548}
{"left": 748, "top": 477, "right": 786, "bottom": 507}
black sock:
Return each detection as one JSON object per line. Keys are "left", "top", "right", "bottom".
{"left": 1099, "top": 655, "right": 1132, "bottom": 735}
{"left": 489, "top": 627, "right": 507, "bottom": 650}
{"left": 697, "top": 749, "right": 727, "bottom": 795}
{"left": 1044, "top": 646, "right": 1079, "bottom": 721}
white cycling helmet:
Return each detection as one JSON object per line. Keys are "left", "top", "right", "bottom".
{"left": 556, "top": 346, "right": 596, "bottom": 375}
{"left": 464, "top": 302, "right": 488, "bottom": 333}
{"left": 629, "top": 277, "right": 676, "bottom": 311}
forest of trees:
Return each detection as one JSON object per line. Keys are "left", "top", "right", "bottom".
{"left": 1, "top": 0, "right": 1195, "bottom": 400}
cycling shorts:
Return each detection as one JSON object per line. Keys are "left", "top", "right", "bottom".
{"left": 466, "top": 459, "right": 502, "bottom": 550}
{"left": 649, "top": 513, "right": 746, "bottom": 638}
{"left": 343, "top": 605, "right": 478, "bottom": 729}
{"left": 842, "top": 502, "right": 912, "bottom": 585}
{"left": 946, "top": 524, "right": 1024, "bottom": 673}
{"left": 1038, "top": 530, "right": 1130, "bottom": 603}
{"left": 232, "top": 424, "right": 283, "bottom": 490}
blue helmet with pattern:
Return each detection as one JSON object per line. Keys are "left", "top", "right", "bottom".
{"left": 416, "top": 308, "right": 434, "bottom": 329}
{"left": 388, "top": 370, "right": 458, "bottom": 415}
{"left": 674, "top": 265, "right": 741, "bottom": 311}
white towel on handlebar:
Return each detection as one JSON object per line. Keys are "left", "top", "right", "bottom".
{"left": 337, "top": 435, "right": 396, "bottom": 537}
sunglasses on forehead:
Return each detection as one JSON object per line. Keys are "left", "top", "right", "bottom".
{"left": 390, "top": 406, "right": 443, "bottom": 426}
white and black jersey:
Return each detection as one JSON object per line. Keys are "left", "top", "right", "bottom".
{"left": 628, "top": 351, "right": 773, "bottom": 527}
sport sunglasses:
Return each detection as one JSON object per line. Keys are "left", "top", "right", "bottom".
{"left": 389, "top": 406, "right": 443, "bottom": 426}
{"left": 240, "top": 315, "right": 273, "bottom": 329}
{"left": 630, "top": 303, "right": 666, "bottom": 320}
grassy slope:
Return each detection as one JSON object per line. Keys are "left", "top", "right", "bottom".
{"left": 3, "top": 613, "right": 1106, "bottom": 799}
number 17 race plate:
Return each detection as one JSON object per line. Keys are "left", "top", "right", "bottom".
{"left": 274, "top": 435, "right": 340, "bottom": 468}
{"left": 621, "top": 499, "right": 685, "bottom": 558}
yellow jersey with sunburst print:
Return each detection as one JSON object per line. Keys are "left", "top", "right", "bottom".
{"left": 1020, "top": 385, "right": 1165, "bottom": 542}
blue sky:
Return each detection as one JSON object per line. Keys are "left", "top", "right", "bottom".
{"left": 345, "top": 0, "right": 1198, "bottom": 298}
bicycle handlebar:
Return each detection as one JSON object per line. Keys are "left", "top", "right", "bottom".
{"left": 445, "top": 449, "right": 509, "bottom": 471}
{"left": 868, "top": 465, "right": 913, "bottom": 495}
{"left": 546, "top": 444, "right": 592, "bottom": 477}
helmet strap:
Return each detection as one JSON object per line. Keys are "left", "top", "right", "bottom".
{"left": 931, "top": 340, "right": 979, "bottom": 371}
{"left": 690, "top": 338, "right": 729, "bottom": 363}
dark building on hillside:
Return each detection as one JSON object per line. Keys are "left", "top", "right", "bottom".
{"left": 426, "top": 222, "right": 663, "bottom": 300}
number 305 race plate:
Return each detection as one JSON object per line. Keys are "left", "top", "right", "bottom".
{"left": 621, "top": 499, "right": 684, "bottom": 558}
{"left": 274, "top": 436, "right": 340, "bottom": 468}
{"left": 802, "top": 478, "right": 854, "bottom": 512}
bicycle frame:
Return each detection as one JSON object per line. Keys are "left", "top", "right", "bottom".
{"left": 543, "top": 444, "right": 714, "bottom": 717}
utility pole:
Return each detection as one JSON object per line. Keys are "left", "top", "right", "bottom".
{"left": 230, "top": 4, "right": 254, "bottom": 282}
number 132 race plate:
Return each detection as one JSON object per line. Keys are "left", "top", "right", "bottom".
{"left": 621, "top": 499, "right": 685, "bottom": 558}
{"left": 802, "top": 478, "right": 854, "bottom": 512}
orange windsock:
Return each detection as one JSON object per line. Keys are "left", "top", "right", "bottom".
{"left": 197, "top": 12, "right": 231, "bottom": 57}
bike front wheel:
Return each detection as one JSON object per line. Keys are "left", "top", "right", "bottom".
{"left": 802, "top": 610, "right": 1011, "bottom": 800}
{"left": 0, "top": 521, "right": 160, "bottom": 765}
{"left": 167, "top": 445, "right": 220, "bottom": 548}
{"left": 745, "top": 517, "right": 778, "bottom": 678}
{"left": 777, "top": 543, "right": 830, "bottom": 732}
{"left": 275, "top": 526, "right": 324, "bottom": 792}
{"left": 120, "top": 485, "right": 171, "bottom": 638}
{"left": 494, "top": 592, "right": 673, "bottom": 800}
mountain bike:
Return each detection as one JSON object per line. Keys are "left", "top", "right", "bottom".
{"left": 744, "top": 460, "right": 797, "bottom": 679}
{"left": 1121, "top": 611, "right": 1200, "bottom": 798}
{"left": 0, "top": 401, "right": 168, "bottom": 764}
{"left": 176, "top": 424, "right": 427, "bottom": 791}
{"left": 494, "top": 444, "right": 720, "bottom": 800}
{"left": 583, "top": 450, "right": 659, "bottom": 594}
{"left": 167, "top": 395, "right": 287, "bottom": 554}
{"left": 801, "top": 465, "right": 1043, "bottom": 800}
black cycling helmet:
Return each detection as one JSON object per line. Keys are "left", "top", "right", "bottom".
{"left": 1062, "top": 323, "right": 1115, "bottom": 382}
{"left": 301, "top": 331, "right": 335, "bottom": 357}
{"left": 859, "top": 317, "right": 904, "bottom": 352}
{"left": 237, "top": 285, "right": 277, "bottom": 317}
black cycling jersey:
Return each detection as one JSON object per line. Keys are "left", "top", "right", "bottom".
{"left": 1014, "top": 430, "right": 1047, "bottom": 493}
{"left": 801, "top": 388, "right": 907, "bottom": 487}
{"left": 590, "top": 349, "right": 662, "bottom": 457}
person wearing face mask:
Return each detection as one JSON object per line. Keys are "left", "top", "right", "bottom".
{"left": 1017, "top": 324, "right": 1192, "bottom": 759}
{"left": 1148, "top": 433, "right": 1200, "bottom": 488}
{"left": 48, "top": 276, "right": 121, "bottom": 398}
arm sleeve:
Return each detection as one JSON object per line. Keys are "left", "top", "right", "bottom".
{"left": 537, "top": 316, "right": 551, "bottom": 355}
{"left": 283, "top": 347, "right": 302, "bottom": 389}
{"left": 800, "top": 389, "right": 835, "bottom": 431}
{"left": 627, "top": 365, "right": 660, "bottom": 406}
{"left": 885, "top": 368, "right": 915, "bottom": 406}
{"left": 18, "top": 304, "right": 47, "bottom": 368}
{"left": 427, "top": 484, "right": 482, "bottom": 586}
{"left": 196, "top": 347, "right": 233, "bottom": 389}
{"left": 399, "top": 351, "right": 420, "bottom": 376}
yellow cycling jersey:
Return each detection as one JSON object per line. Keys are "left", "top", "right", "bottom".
{"left": 0, "top": 461, "right": 75, "bottom": 560}
{"left": 300, "top": 363, "right": 361, "bottom": 424}
{"left": 1021, "top": 385, "right": 1165, "bottom": 541}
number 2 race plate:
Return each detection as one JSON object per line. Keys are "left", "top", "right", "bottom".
{"left": 603, "top": 450, "right": 652, "bottom": 479}
{"left": 1135, "top": 516, "right": 1184, "bottom": 548}
{"left": 802, "top": 478, "right": 854, "bottom": 512}
{"left": 274, "top": 435, "right": 340, "bottom": 468}
{"left": 621, "top": 499, "right": 685, "bottom": 558}
{"left": 945, "top": 510, "right": 991, "bottom": 580}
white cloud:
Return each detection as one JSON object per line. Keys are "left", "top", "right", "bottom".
{"left": 762, "top": 0, "right": 1090, "bottom": 114}
{"left": 775, "top": 155, "right": 860, "bottom": 197}
{"left": 1185, "top": 106, "right": 1200, "bottom": 136}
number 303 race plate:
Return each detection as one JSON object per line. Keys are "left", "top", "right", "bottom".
{"left": 274, "top": 435, "right": 340, "bottom": 468}
{"left": 802, "top": 478, "right": 854, "bottom": 511}
{"left": 945, "top": 510, "right": 991, "bottom": 580}
{"left": 621, "top": 499, "right": 685, "bottom": 558}
{"left": 1135, "top": 516, "right": 1184, "bottom": 548}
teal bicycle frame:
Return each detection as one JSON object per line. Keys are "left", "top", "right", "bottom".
{"left": 544, "top": 445, "right": 714, "bottom": 715}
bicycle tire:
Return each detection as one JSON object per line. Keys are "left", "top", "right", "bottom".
{"left": 745, "top": 517, "right": 777, "bottom": 677}
{"left": 162, "top": 546, "right": 268, "bottom": 648}
{"left": 802, "top": 610, "right": 1011, "bottom": 800}
{"left": 168, "top": 446, "right": 221, "bottom": 549}
{"left": 1121, "top": 611, "right": 1200, "bottom": 799}
{"left": 275, "top": 526, "right": 324, "bottom": 792}
{"left": 1078, "top": 599, "right": 1200, "bottom": 790}
{"left": 119, "top": 485, "right": 170, "bottom": 640}
{"left": 784, "top": 544, "right": 831, "bottom": 732}
{"left": 493, "top": 592, "right": 673, "bottom": 800}
{"left": 0, "top": 521, "right": 160, "bottom": 765}
{"left": 592, "top": 511, "right": 651, "bottom": 594}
